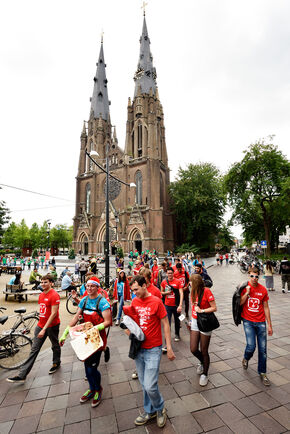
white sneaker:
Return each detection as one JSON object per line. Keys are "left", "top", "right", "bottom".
{"left": 162, "top": 347, "right": 167, "bottom": 353}
{"left": 282, "top": 289, "right": 285, "bottom": 293}
{"left": 199, "top": 374, "right": 208, "bottom": 386}
{"left": 115, "top": 320, "right": 120, "bottom": 326}
{"left": 196, "top": 363, "right": 204, "bottom": 375}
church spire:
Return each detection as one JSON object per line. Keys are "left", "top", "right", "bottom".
{"left": 90, "top": 41, "right": 110, "bottom": 121}
{"left": 133, "top": 16, "right": 157, "bottom": 97}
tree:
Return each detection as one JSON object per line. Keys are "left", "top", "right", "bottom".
{"left": 50, "top": 224, "right": 72, "bottom": 253}
{"left": 29, "top": 223, "right": 40, "bottom": 250}
{"left": 14, "top": 219, "right": 30, "bottom": 248}
{"left": 217, "top": 224, "right": 235, "bottom": 251}
{"left": 0, "top": 187, "right": 10, "bottom": 238}
{"left": 2, "top": 222, "right": 17, "bottom": 248}
{"left": 224, "top": 138, "right": 290, "bottom": 256}
{"left": 169, "top": 163, "right": 226, "bottom": 250}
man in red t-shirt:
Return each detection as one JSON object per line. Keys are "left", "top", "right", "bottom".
{"left": 240, "top": 267, "right": 273, "bottom": 386}
{"left": 130, "top": 275, "right": 175, "bottom": 428}
{"left": 174, "top": 262, "right": 190, "bottom": 318}
{"left": 8, "top": 274, "right": 61, "bottom": 383}
{"left": 161, "top": 267, "right": 183, "bottom": 342}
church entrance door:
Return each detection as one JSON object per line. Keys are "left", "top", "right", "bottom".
{"left": 135, "top": 240, "right": 142, "bottom": 254}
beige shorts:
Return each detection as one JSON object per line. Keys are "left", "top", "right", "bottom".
{"left": 190, "top": 317, "right": 212, "bottom": 336}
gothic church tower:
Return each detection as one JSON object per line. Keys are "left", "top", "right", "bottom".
{"left": 73, "top": 16, "right": 174, "bottom": 255}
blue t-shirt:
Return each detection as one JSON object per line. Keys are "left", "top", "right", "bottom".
{"left": 79, "top": 283, "right": 86, "bottom": 296}
{"left": 78, "top": 295, "right": 110, "bottom": 317}
{"left": 9, "top": 276, "right": 16, "bottom": 285}
{"left": 117, "top": 282, "right": 124, "bottom": 296}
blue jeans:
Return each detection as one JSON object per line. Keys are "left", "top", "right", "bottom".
{"left": 243, "top": 319, "right": 267, "bottom": 374}
{"left": 117, "top": 294, "right": 124, "bottom": 320}
{"left": 84, "top": 350, "right": 102, "bottom": 392}
{"left": 135, "top": 346, "right": 164, "bottom": 414}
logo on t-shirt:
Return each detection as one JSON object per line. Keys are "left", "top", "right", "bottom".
{"left": 135, "top": 306, "right": 152, "bottom": 330}
{"left": 248, "top": 297, "right": 260, "bottom": 312}
{"left": 39, "top": 303, "right": 47, "bottom": 317}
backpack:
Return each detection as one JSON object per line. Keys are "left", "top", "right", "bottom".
{"left": 82, "top": 294, "right": 113, "bottom": 326}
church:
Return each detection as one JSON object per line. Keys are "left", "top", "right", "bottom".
{"left": 73, "top": 14, "right": 174, "bottom": 256}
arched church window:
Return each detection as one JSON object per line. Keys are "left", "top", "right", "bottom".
{"left": 85, "top": 183, "right": 91, "bottom": 213}
{"left": 138, "top": 124, "right": 142, "bottom": 157}
{"left": 135, "top": 171, "right": 142, "bottom": 205}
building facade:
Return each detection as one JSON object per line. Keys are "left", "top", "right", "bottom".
{"left": 73, "top": 16, "right": 174, "bottom": 255}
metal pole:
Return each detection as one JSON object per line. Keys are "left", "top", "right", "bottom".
{"left": 105, "top": 145, "right": 110, "bottom": 288}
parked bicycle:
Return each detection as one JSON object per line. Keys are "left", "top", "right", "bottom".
{"left": 0, "top": 307, "right": 33, "bottom": 369}
{"left": 0, "top": 306, "right": 39, "bottom": 338}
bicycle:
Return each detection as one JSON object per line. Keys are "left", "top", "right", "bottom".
{"left": 0, "top": 308, "right": 33, "bottom": 369}
{"left": 66, "top": 293, "right": 79, "bottom": 315}
{"left": 0, "top": 306, "right": 39, "bottom": 338}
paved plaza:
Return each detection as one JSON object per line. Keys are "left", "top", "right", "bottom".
{"left": 0, "top": 264, "right": 290, "bottom": 433}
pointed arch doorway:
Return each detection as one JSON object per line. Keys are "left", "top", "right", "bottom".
{"left": 78, "top": 232, "right": 89, "bottom": 255}
{"left": 128, "top": 228, "right": 143, "bottom": 255}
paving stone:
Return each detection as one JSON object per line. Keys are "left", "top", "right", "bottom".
{"left": 233, "top": 397, "right": 264, "bottom": 417}
{"left": 216, "top": 384, "right": 245, "bottom": 401}
{"left": 111, "top": 381, "right": 132, "bottom": 397}
{"left": 0, "top": 404, "right": 21, "bottom": 423}
{"left": 174, "top": 358, "right": 193, "bottom": 369}
{"left": 227, "top": 418, "right": 262, "bottom": 434}
{"left": 172, "top": 380, "right": 193, "bottom": 397}
{"left": 116, "top": 408, "right": 141, "bottom": 432}
{"left": 17, "top": 399, "right": 45, "bottom": 419}
{"left": 90, "top": 398, "right": 115, "bottom": 419}
{"left": 65, "top": 404, "right": 91, "bottom": 424}
{"left": 48, "top": 381, "right": 70, "bottom": 397}
{"left": 164, "top": 397, "right": 188, "bottom": 417}
{"left": 250, "top": 412, "right": 286, "bottom": 433}
{"left": 108, "top": 371, "right": 128, "bottom": 384}
{"left": 265, "top": 385, "right": 290, "bottom": 405}
{"left": 268, "top": 406, "right": 290, "bottom": 430}
{"left": 0, "top": 421, "right": 14, "bottom": 434}
{"left": 234, "top": 380, "right": 262, "bottom": 395}
{"left": 10, "top": 414, "right": 40, "bottom": 434}
{"left": 249, "top": 391, "right": 280, "bottom": 411}
{"left": 0, "top": 390, "right": 27, "bottom": 407}
{"left": 24, "top": 385, "right": 49, "bottom": 402}
{"left": 193, "top": 407, "right": 225, "bottom": 431}
{"left": 63, "top": 419, "right": 90, "bottom": 434}
{"left": 213, "top": 402, "right": 244, "bottom": 424}
{"left": 209, "top": 373, "right": 231, "bottom": 387}
{"left": 159, "top": 384, "right": 178, "bottom": 400}
{"left": 38, "top": 408, "right": 66, "bottom": 431}
{"left": 30, "top": 375, "right": 52, "bottom": 389}
{"left": 119, "top": 428, "right": 146, "bottom": 434}
{"left": 43, "top": 394, "right": 68, "bottom": 412}
{"left": 205, "top": 426, "right": 233, "bottom": 433}
{"left": 164, "top": 370, "right": 186, "bottom": 384}
{"left": 266, "top": 371, "right": 289, "bottom": 386}
{"left": 180, "top": 393, "right": 209, "bottom": 412}
{"left": 210, "top": 360, "right": 232, "bottom": 373}
{"left": 69, "top": 378, "right": 87, "bottom": 393}
{"left": 277, "top": 368, "right": 290, "bottom": 380}
{"left": 113, "top": 393, "right": 137, "bottom": 412}
{"left": 129, "top": 379, "right": 143, "bottom": 392}
{"left": 200, "top": 388, "right": 229, "bottom": 406}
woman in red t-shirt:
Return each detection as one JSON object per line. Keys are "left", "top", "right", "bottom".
{"left": 189, "top": 274, "right": 217, "bottom": 387}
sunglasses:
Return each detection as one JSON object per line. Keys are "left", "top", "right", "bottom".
{"left": 249, "top": 275, "right": 259, "bottom": 279}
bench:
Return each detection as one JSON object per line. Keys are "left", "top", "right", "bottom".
{"left": 3, "top": 287, "right": 67, "bottom": 302}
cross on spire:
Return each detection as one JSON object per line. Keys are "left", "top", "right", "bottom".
{"left": 141, "top": 1, "right": 148, "bottom": 16}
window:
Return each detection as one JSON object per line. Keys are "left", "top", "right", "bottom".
{"left": 138, "top": 124, "right": 142, "bottom": 157}
{"left": 135, "top": 171, "right": 142, "bottom": 205}
{"left": 85, "top": 183, "right": 91, "bottom": 213}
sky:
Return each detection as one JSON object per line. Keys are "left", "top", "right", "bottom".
{"left": 1, "top": 0, "right": 290, "bottom": 238}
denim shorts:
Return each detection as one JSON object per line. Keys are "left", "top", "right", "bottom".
{"left": 190, "top": 317, "right": 212, "bottom": 336}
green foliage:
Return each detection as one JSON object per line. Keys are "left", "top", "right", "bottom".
{"left": 224, "top": 138, "right": 290, "bottom": 256}
{"left": 217, "top": 224, "right": 235, "bottom": 250}
{"left": 175, "top": 243, "right": 199, "bottom": 254}
{"left": 169, "top": 163, "right": 226, "bottom": 250}
{"left": 117, "top": 247, "right": 124, "bottom": 258}
{"left": 68, "top": 248, "right": 75, "bottom": 259}
{"left": 32, "top": 248, "right": 38, "bottom": 258}
{"left": 50, "top": 224, "right": 72, "bottom": 252}
{"left": 0, "top": 190, "right": 10, "bottom": 238}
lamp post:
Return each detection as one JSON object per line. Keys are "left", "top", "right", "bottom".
{"left": 46, "top": 220, "right": 51, "bottom": 252}
{"left": 86, "top": 149, "right": 135, "bottom": 288}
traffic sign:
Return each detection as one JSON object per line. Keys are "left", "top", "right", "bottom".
{"left": 261, "top": 240, "right": 267, "bottom": 247}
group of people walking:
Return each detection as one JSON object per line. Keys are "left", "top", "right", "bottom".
{"left": 5, "top": 251, "right": 279, "bottom": 430}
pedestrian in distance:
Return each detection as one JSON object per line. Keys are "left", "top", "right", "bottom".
{"left": 7, "top": 274, "right": 61, "bottom": 383}
{"left": 189, "top": 274, "right": 217, "bottom": 386}
{"left": 240, "top": 266, "right": 273, "bottom": 386}
{"left": 129, "top": 275, "right": 175, "bottom": 428}
{"left": 113, "top": 270, "right": 131, "bottom": 326}
{"left": 215, "top": 252, "right": 220, "bottom": 266}
{"left": 279, "top": 256, "right": 290, "bottom": 293}
{"left": 264, "top": 260, "right": 274, "bottom": 291}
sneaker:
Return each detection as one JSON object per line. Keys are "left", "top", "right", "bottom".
{"left": 162, "top": 347, "right": 167, "bottom": 353}
{"left": 6, "top": 376, "right": 25, "bottom": 383}
{"left": 156, "top": 408, "right": 167, "bottom": 428}
{"left": 80, "top": 389, "right": 94, "bottom": 403}
{"left": 282, "top": 289, "right": 285, "bottom": 293}
{"left": 199, "top": 374, "right": 208, "bottom": 386}
{"left": 104, "top": 346, "right": 110, "bottom": 363}
{"left": 174, "top": 335, "right": 180, "bottom": 342}
{"left": 91, "top": 386, "right": 103, "bottom": 408}
{"left": 196, "top": 363, "right": 204, "bottom": 375}
{"left": 260, "top": 373, "right": 270, "bottom": 386}
{"left": 131, "top": 370, "right": 138, "bottom": 380}
{"left": 134, "top": 412, "right": 156, "bottom": 426}
{"left": 48, "top": 363, "right": 61, "bottom": 374}
{"left": 242, "top": 358, "right": 248, "bottom": 370}
{"left": 115, "top": 320, "right": 120, "bottom": 326}
{"left": 288, "top": 290, "right": 290, "bottom": 293}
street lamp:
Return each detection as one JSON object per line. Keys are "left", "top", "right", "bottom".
{"left": 46, "top": 220, "right": 51, "bottom": 253}
{"left": 86, "top": 148, "right": 136, "bottom": 288}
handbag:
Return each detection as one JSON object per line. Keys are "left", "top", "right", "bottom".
{"left": 196, "top": 290, "right": 220, "bottom": 332}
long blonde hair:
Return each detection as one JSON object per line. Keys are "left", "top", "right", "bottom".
{"left": 190, "top": 274, "right": 205, "bottom": 304}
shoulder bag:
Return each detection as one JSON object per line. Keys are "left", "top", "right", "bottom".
{"left": 196, "top": 290, "right": 220, "bottom": 333}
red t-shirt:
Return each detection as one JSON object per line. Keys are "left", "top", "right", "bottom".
{"left": 173, "top": 270, "right": 188, "bottom": 288}
{"left": 131, "top": 294, "right": 167, "bottom": 349}
{"left": 241, "top": 282, "right": 269, "bottom": 322}
{"left": 161, "top": 278, "right": 182, "bottom": 306}
{"left": 191, "top": 287, "right": 215, "bottom": 319}
{"left": 38, "top": 289, "right": 60, "bottom": 328}
{"left": 147, "top": 283, "right": 162, "bottom": 299}
{"left": 151, "top": 269, "right": 159, "bottom": 286}
{"left": 133, "top": 265, "right": 142, "bottom": 275}
{"left": 152, "top": 265, "right": 159, "bottom": 274}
